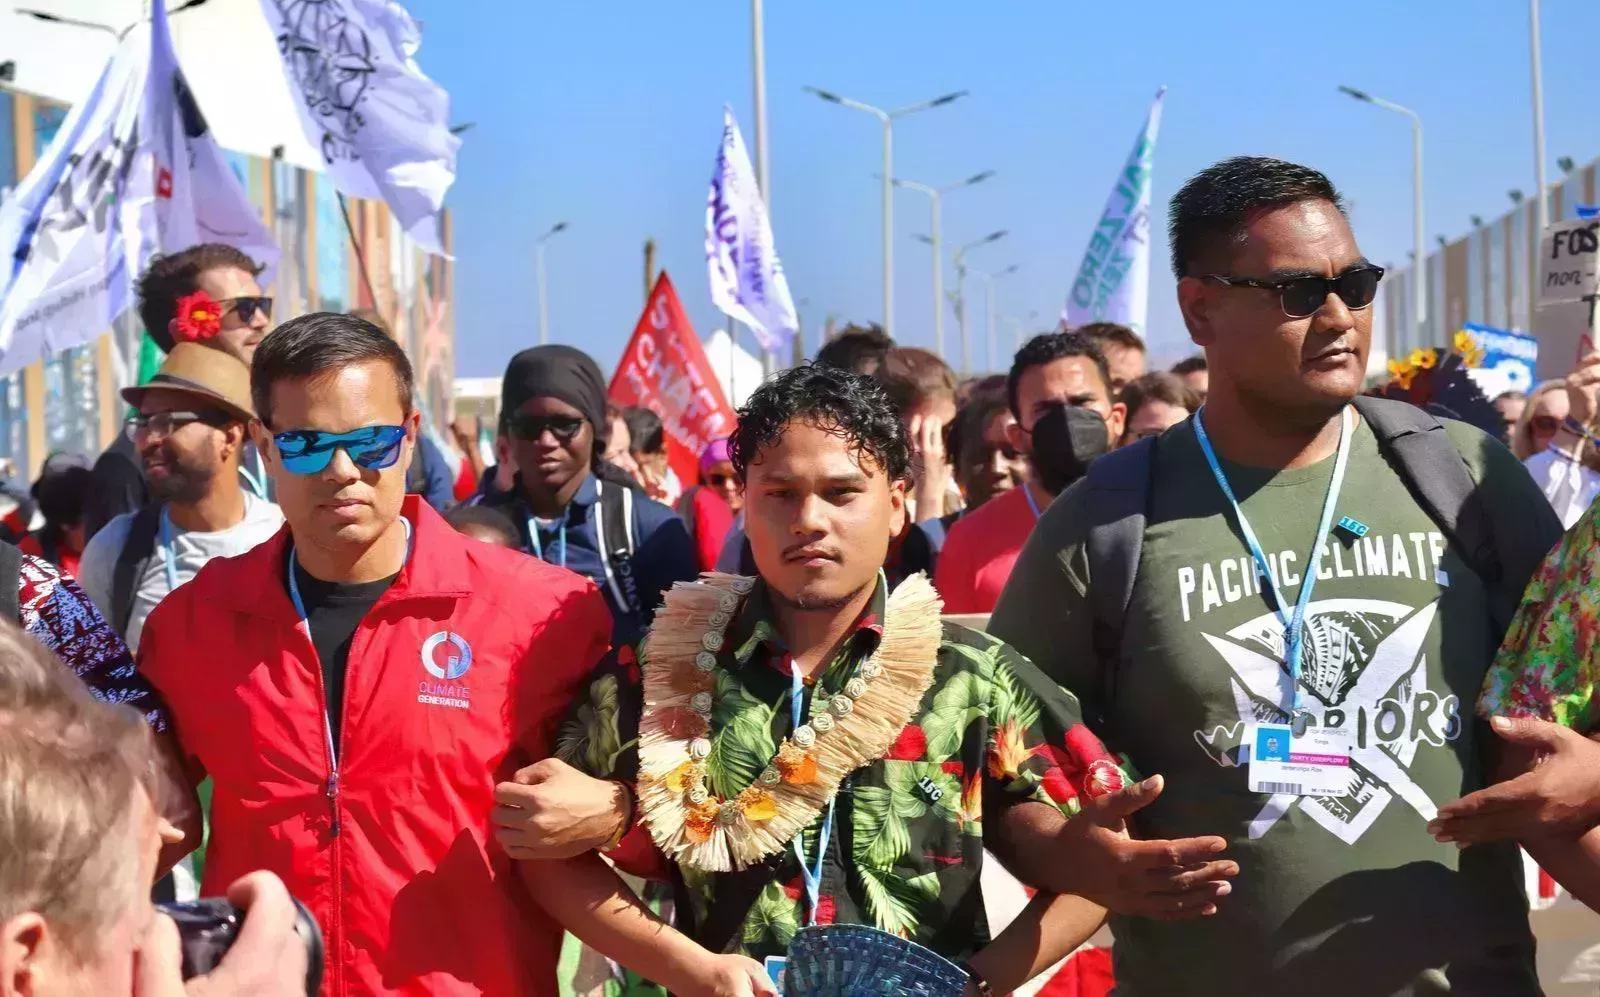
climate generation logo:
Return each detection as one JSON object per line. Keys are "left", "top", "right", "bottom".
{"left": 418, "top": 631, "right": 472, "bottom": 710}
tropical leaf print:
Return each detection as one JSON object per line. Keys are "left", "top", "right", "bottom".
{"left": 707, "top": 670, "right": 779, "bottom": 798}
{"left": 556, "top": 674, "right": 623, "bottom": 776}
{"left": 743, "top": 880, "right": 802, "bottom": 948}
{"left": 855, "top": 763, "right": 961, "bottom": 868}
{"left": 990, "top": 658, "right": 1042, "bottom": 733}
{"left": 920, "top": 670, "right": 989, "bottom": 760}
{"left": 857, "top": 865, "right": 942, "bottom": 938}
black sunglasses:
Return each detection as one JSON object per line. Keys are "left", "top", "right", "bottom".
{"left": 1201, "top": 265, "right": 1384, "bottom": 319}
{"left": 508, "top": 412, "right": 586, "bottom": 442}
{"left": 220, "top": 296, "right": 273, "bottom": 324}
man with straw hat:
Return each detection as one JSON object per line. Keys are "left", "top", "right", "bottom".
{"left": 78, "top": 342, "right": 283, "bottom": 654}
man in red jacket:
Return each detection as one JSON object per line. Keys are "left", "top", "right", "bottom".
{"left": 129, "top": 313, "right": 613, "bottom": 996}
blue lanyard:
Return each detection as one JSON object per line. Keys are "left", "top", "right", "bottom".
{"left": 238, "top": 450, "right": 269, "bottom": 499}
{"left": 1021, "top": 482, "right": 1044, "bottom": 521}
{"left": 789, "top": 663, "right": 835, "bottom": 927}
{"left": 1192, "top": 406, "right": 1353, "bottom": 727}
{"left": 527, "top": 517, "right": 568, "bottom": 569}
{"left": 158, "top": 508, "right": 178, "bottom": 593}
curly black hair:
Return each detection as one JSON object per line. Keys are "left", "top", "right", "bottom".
{"left": 729, "top": 363, "right": 909, "bottom": 483}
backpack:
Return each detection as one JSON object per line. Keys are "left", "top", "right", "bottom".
{"left": 109, "top": 505, "right": 165, "bottom": 639}
{"left": 1082, "top": 396, "right": 1509, "bottom": 728}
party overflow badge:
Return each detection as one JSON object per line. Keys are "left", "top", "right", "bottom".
{"left": 1247, "top": 722, "right": 1356, "bottom": 797}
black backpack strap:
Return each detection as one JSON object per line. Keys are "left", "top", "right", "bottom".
{"left": 112, "top": 504, "right": 164, "bottom": 637}
{"left": 0, "top": 541, "right": 23, "bottom": 624}
{"left": 595, "top": 480, "right": 641, "bottom": 613}
{"left": 1351, "top": 396, "right": 1501, "bottom": 585}
{"left": 1081, "top": 435, "right": 1158, "bottom": 731}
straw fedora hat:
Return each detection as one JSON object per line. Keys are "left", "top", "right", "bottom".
{"left": 121, "top": 343, "right": 256, "bottom": 422}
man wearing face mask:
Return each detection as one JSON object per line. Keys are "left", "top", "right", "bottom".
{"left": 934, "top": 332, "right": 1122, "bottom": 615}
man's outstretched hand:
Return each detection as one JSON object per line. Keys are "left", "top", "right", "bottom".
{"left": 1430, "top": 716, "right": 1600, "bottom": 845}
{"left": 1059, "top": 775, "right": 1237, "bottom": 920}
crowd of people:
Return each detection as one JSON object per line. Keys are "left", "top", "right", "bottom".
{"left": 7, "top": 153, "right": 1600, "bottom": 997}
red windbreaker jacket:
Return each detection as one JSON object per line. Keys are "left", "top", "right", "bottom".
{"left": 137, "top": 497, "right": 612, "bottom": 996}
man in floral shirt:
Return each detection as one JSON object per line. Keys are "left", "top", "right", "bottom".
{"left": 507, "top": 365, "right": 1233, "bottom": 996}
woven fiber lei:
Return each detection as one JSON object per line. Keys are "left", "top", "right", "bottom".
{"left": 637, "top": 572, "right": 943, "bottom": 872}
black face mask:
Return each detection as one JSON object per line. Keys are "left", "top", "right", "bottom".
{"left": 1029, "top": 403, "right": 1110, "bottom": 494}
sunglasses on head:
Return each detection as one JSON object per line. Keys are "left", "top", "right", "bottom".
{"left": 219, "top": 296, "right": 273, "bottom": 324}
{"left": 1201, "top": 265, "right": 1384, "bottom": 319}
{"left": 507, "top": 412, "right": 586, "bottom": 442}
{"left": 271, "top": 425, "right": 406, "bottom": 476}
{"left": 1529, "top": 414, "right": 1563, "bottom": 435}
{"left": 706, "top": 473, "right": 736, "bottom": 487}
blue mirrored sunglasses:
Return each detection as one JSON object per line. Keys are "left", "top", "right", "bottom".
{"left": 272, "top": 425, "right": 406, "bottom": 476}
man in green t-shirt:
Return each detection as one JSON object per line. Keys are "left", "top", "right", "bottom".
{"left": 992, "top": 156, "right": 1567, "bottom": 995}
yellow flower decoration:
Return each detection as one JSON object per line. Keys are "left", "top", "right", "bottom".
{"left": 1454, "top": 329, "right": 1479, "bottom": 355}
{"left": 1408, "top": 348, "right": 1437, "bottom": 370}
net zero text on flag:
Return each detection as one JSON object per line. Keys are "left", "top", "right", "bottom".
{"left": 1061, "top": 88, "right": 1166, "bottom": 336}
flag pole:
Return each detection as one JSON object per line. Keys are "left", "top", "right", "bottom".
{"left": 337, "top": 193, "right": 381, "bottom": 316}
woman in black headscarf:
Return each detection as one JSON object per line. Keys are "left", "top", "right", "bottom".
{"left": 478, "top": 345, "right": 697, "bottom": 644}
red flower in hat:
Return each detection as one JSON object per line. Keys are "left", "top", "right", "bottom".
{"left": 173, "top": 290, "right": 223, "bottom": 343}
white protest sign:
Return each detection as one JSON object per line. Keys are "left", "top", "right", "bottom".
{"left": 1538, "top": 218, "right": 1600, "bottom": 306}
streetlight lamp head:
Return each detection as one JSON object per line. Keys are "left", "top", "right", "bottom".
{"left": 985, "top": 230, "right": 1008, "bottom": 244}
{"left": 966, "top": 170, "right": 996, "bottom": 186}
{"left": 551, "top": 221, "right": 569, "bottom": 234}
{"left": 929, "top": 90, "right": 970, "bottom": 108}
{"left": 803, "top": 86, "right": 843, "bottom": 104}
{"left": 913, "top": 234, "right": 935, "bottom": 246}
{"left": 1337, "top": 85, "right": 1373, "bottom": 102}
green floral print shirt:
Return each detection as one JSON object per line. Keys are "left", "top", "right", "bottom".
{"left": 556, "top": 576, "right": 1127, "bottom": 963}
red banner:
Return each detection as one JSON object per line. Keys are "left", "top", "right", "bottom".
{"left": 609, "top": 272, "right": 737, "bottom": 488}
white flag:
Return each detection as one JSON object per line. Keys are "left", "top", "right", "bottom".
{"left": 0, "top": 1, "right": 278, "bottom": 379}
{"left": 706, "top": 106, "right": 798, "bottom": 354}
{"left": 261, "top": 0, "right": 460, "bottom": 256}
{"left": 1062, "top": 88, "right": 1166, "bottom": 335}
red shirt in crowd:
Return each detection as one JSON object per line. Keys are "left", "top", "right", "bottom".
{"left": 135, "top": 498, "right": 612, "bottom": 996}
{"left": 934, "top": 485, "right": 1042, "bottom": 615}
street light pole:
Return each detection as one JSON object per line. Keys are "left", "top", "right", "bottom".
{"left": 1530, "top": 0, "right": 1549, "bottom": 334}
{"left": 804, "top": 86, "right": 969, "bottom": 341}
{"left": 751, "top": 0, "right": 775, "bottom": 372}
{"left": 535, "top": 221, "right": 569, "bottom": 345}
{"left": 891, "top": 170, "right": 994, "bottom": 360}
{"left": 1340, "top": 85, "right": 1424, "bottom": 346}
{"left": 949, "top": 230, "right": 1007, "bottom": 375}
{"left": 971, "top": 264, "right": 1020, "bottom": 373}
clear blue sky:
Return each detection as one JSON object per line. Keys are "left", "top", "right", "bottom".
{"left": 404, "top": 0, "right": 1600, "bottom": 380}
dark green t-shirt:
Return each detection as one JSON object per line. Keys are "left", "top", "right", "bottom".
{"left": 990, "top": 413, "right": 1562, "bottom": 997}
